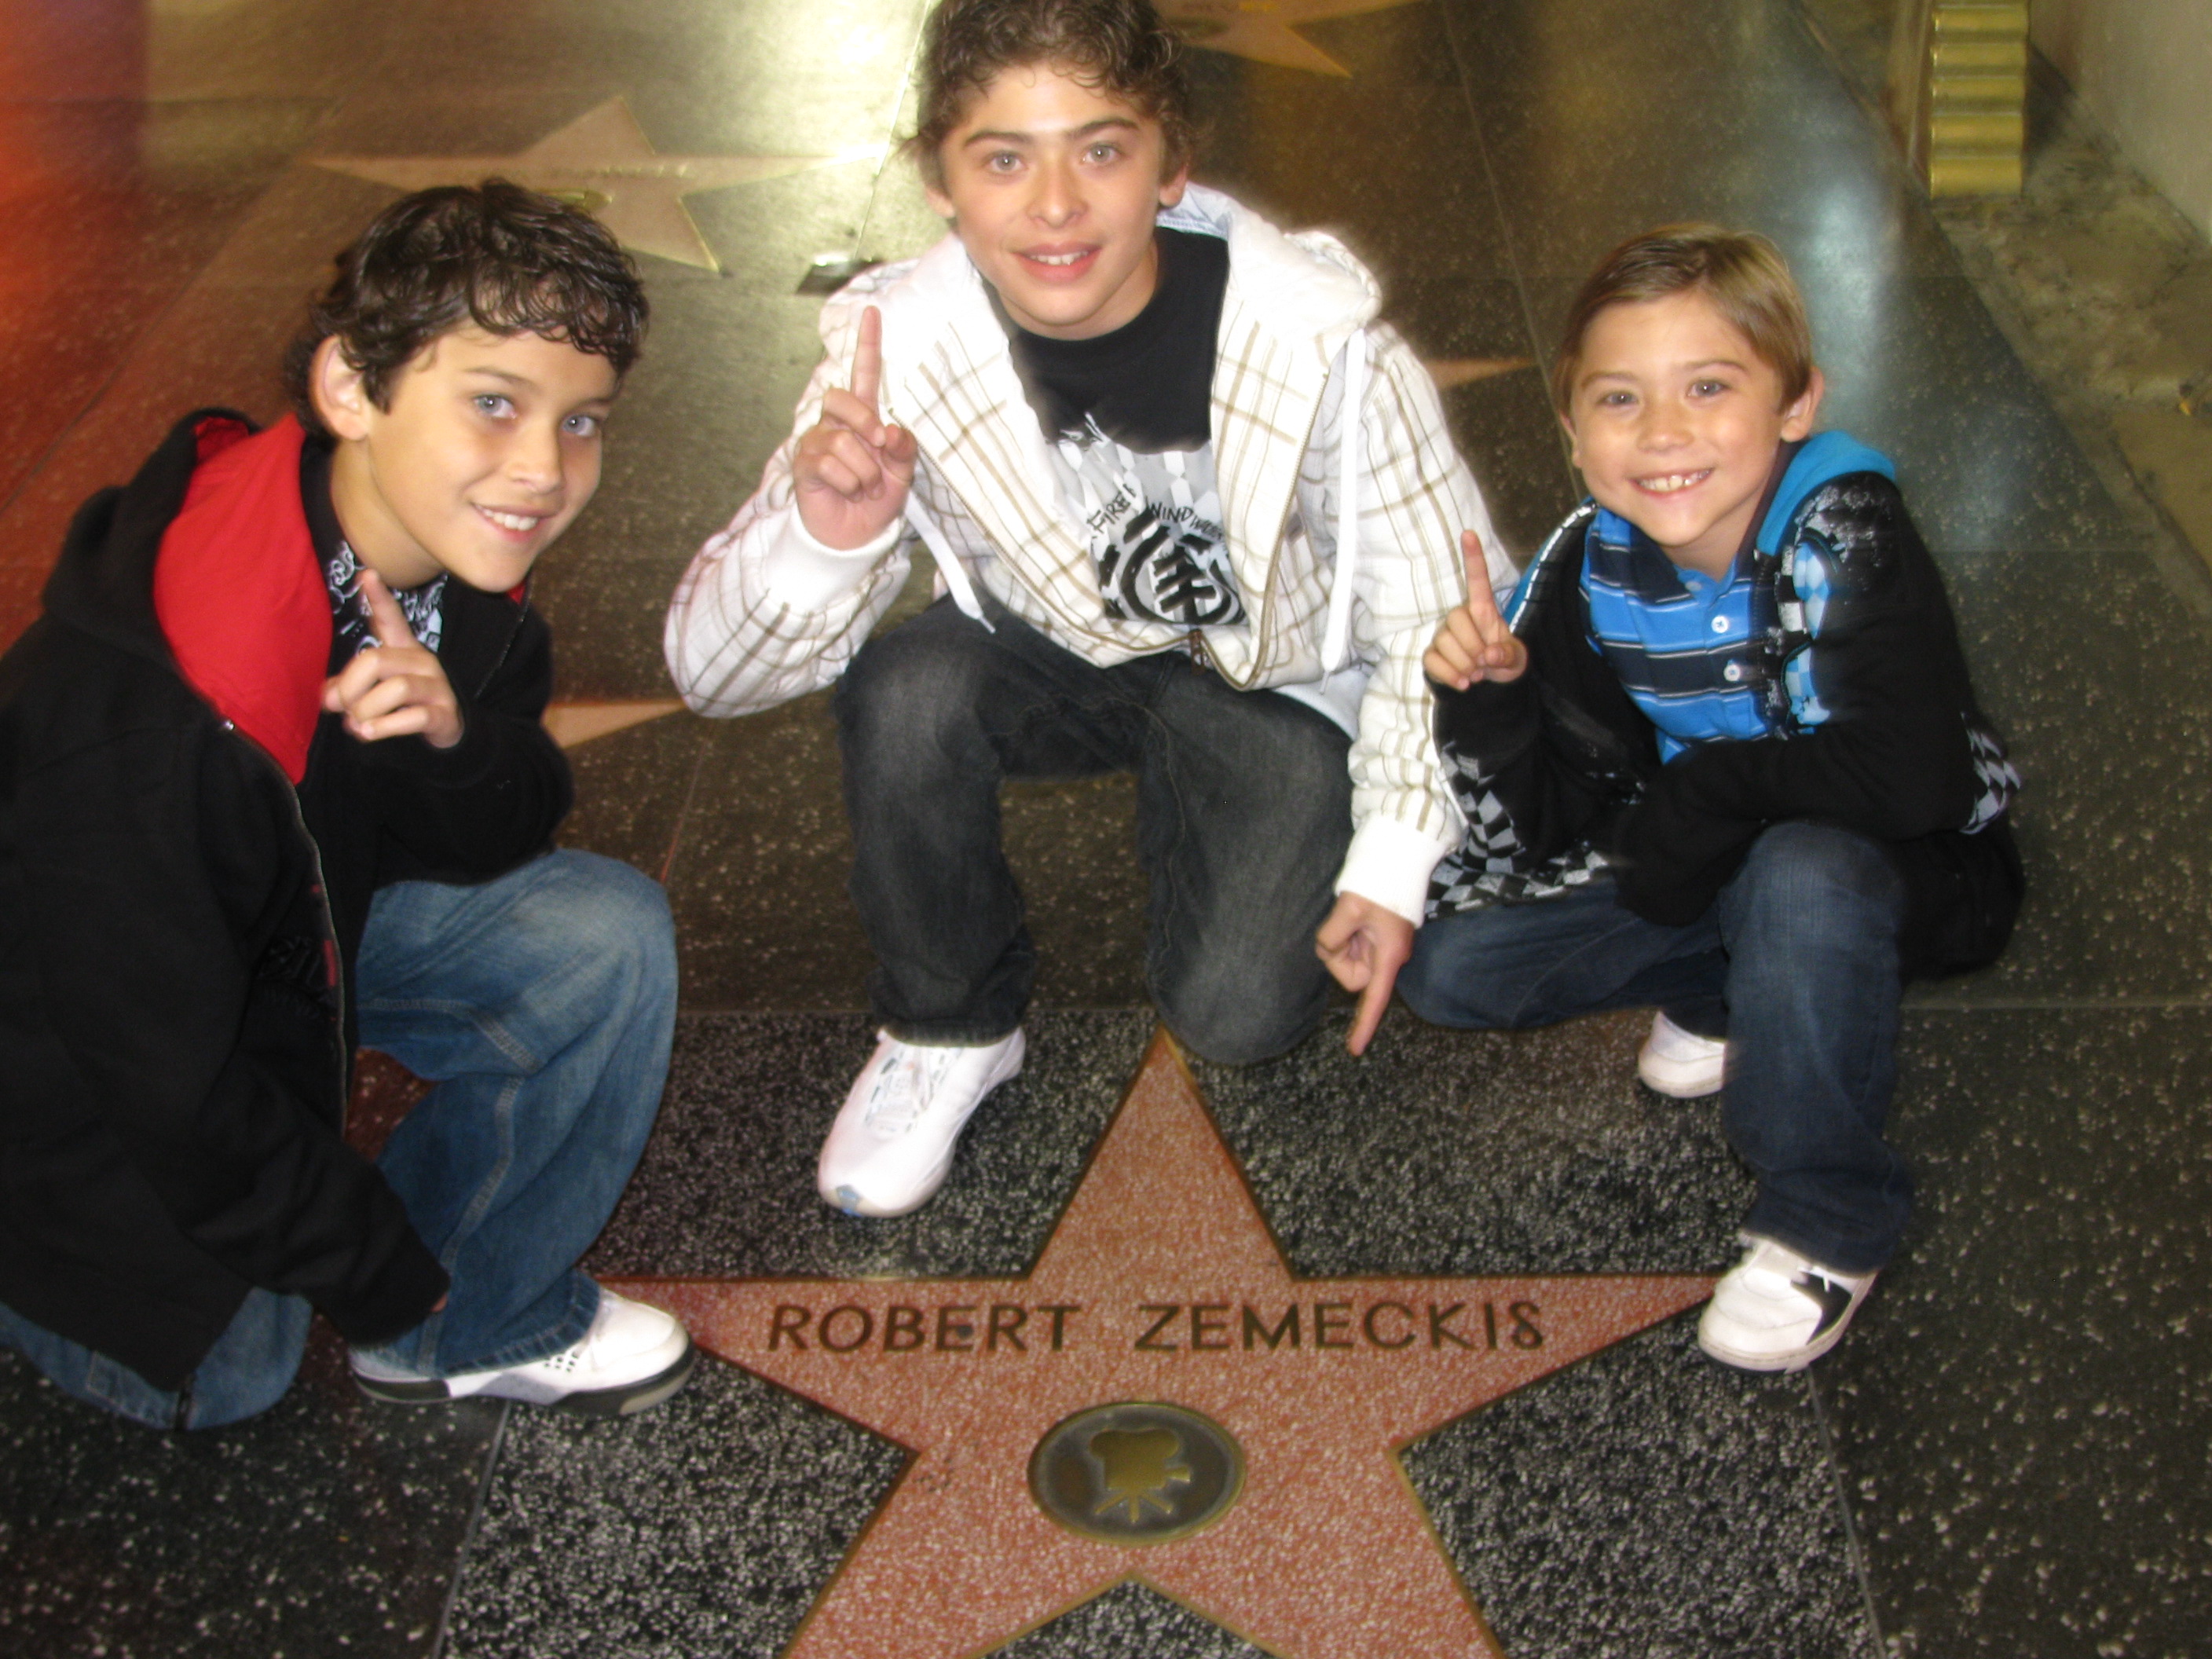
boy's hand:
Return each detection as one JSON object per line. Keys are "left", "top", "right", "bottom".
{"left": 793, "top": 306, "right": 918, "bottom": 551}
{"left": 1316, "top": 892, "right": 1415, "bottom": 1057}
{"left": 322, "top": 568, "right": 463, "bottom": 749}
{"left": 1424, "top": 529, "right": 1527, "bottom": 690}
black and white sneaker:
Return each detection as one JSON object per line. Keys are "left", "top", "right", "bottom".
{"left": 350, "top": 1288, "right": 694, "bottom": 1416}
{"left": 1697, "top": 1235, "right": 1877, "bottom": 1372}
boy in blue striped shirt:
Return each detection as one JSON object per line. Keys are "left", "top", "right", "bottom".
{"left": 1398, "top": 226, "right": 2021, "bottom": 1372}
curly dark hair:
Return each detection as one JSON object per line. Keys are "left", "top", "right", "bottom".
{"left": 283, "top": 179, "right": 648, "bottom": 437}
{"left": 907, "top": 0, "right": 1196, "bottom": 190}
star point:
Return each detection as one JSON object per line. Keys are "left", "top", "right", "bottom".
{"left": 1163, "top": 0, "right": 1426, "bottom": 76}
{"left": 1424, "top": 357, "right": 1538, "bottom": 391}
{"left": 614, "top": 1029, "right": 1712, "bottom": 1658}
{"left": 311, "top": 99, "right": 871, "bottom": 272}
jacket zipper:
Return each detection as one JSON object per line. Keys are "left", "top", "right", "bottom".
{"left": 226, "top": 720, "right": 350, "bottom": 1102}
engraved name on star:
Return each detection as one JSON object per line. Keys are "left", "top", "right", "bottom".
{"left": 615, "top": 1030, "right": 1712, "bottom": 1658}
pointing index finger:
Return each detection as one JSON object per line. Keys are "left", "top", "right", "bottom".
{"left": 356, "top": 567, "right": 419, "bottom": 650}
{"left": 850, "top": 306, "right": 884, "bottom": 415}
{"left": 1460, "top": 529, "right": 1500, "bottom": 621}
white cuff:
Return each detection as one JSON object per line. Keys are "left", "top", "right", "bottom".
{"left": 759, "top": 509, "right": 902, "bottom": 609}
{"left": 1335, "top": 815, "right": 1459, "bottom": 925}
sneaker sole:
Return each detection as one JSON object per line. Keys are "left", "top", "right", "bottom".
{"left": 1637, "top": 1064, "right": 1725, "bottom": 1100}
{"left": 1696, "top": 1323, "right": 1848, "bottom": 1373}
{"left": 1697, "top": 1284, "right": 1870, "bottom": 1373}
{"left": 351, "top": 1342, "right": 696, "bottom": 1416}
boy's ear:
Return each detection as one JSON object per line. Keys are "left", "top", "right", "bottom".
{"left": 1781, "top": 365, "right": 1826, "bottom": 441}
{"left": 1559, "top": 409, "right": 1582, "bottom": 470}
{"left": 1158, "top": 159, "right": 1189, "bottom": 210}
{"left": 309, "top": 336, "right": 374, "bottom": 441}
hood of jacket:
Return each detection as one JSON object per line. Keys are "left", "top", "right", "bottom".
{"left": 1756, "top": 430, "right": 1896, "bottom": 555}
{"left": 41, "top": 410, "right": 332, "bottom": 784}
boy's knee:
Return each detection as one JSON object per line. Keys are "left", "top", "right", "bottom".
{"left": 528, "top": 851, "right": 676, "bottom": 992}
{"left": 1395, "top": 939, "right": 1511, "bottom": 1031}
{"left": 1741, "top": 823, "right": 1898, "bottom": 902}
{"left": 1730, "top": 823, "right": 1905, "bottom": 948}
{"left": 835, "top": 614, "right": 993, "bottom": 760}
{"left": 1154, "top": 949, "right": 1324, "bottom": 1066}
{"left": 1393, "top": 947, "right": 1459, "bottom": 1027}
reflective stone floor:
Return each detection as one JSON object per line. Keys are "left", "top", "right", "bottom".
{"left": 2, "top": 2, "right": 2208, "bottom": 1657}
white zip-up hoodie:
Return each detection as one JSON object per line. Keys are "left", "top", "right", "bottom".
{"left": 665, "top": 185, "right": 1514, "bottom": 921}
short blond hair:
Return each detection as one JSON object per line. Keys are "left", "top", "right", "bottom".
{"left": 1551, "top": 225, "right": 1814, "bottom": 415}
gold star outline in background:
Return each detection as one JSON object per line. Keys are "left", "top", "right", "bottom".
{"left": 1162, "top": 0, "right": 1426, "bottom": 77}
{"left": 313, "top": 100, "right": 873, "bottom": 273}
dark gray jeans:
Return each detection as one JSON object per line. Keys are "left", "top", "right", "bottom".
{"left": 833, "top": 597, "right": 1352, "bottom": 1064}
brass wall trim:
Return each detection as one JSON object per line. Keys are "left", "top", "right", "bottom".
{"left": 1885, "top": 0, "right": 2028, "bottom": 196}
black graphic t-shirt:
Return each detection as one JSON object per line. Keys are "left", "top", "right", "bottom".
{"left": 301, "top": 438, "right": 448, "bottom": 666}
{"left": 996, "top": 228, "right": 1245, "bottom": 631}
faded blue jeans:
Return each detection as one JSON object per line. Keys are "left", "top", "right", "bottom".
{"left": 0, "top": 849, "right": 676, "bottom": 1429}
{"left": 1398, "top": 822, "right": 1912, "bottom": 1273}
{"left": 835, "top": 596, "right": 1352, "bottom": 1064}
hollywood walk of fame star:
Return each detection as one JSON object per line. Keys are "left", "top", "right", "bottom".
{"left": 1423, "top": 357, "right": 1537, "bottom": 391}
{"left": 613, "top": 1031, "right": 1712, "bottom": 1659}
{"left": 540, "top": 698, "right": 686, "bottom": 750}
{"left": 313, "top": 99, "right": 875, "bottom": 273}
{"left": 1162, "top": 0, "right": 1424, "bottom": 77}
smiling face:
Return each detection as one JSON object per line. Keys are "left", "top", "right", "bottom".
{"left": 315, "top": 325, "right": 619, "bottom": 593}
{"left": 925, "top": 60, "right": 1188, "bottom": 340}
{"left": 1564, "top": 287, "right": 1824, "bottom": 579}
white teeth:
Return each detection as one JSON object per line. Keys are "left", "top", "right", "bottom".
{"left": 480, "top": 508, "right": 540, "bottom": 532}
{"left": 1028, "top": 251, "right": 1085, "bottom": 266}
{"left": 1639, "top": 471, "right": 1709, "bottom": 494}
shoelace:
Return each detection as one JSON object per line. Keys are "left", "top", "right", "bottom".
{"left": 864, "top": 1046, "right": 956, "bottom": 1137}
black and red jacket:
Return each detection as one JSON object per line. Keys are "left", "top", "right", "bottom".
{"left": 0, "top": 411, "right": 572, "bottom": 1389}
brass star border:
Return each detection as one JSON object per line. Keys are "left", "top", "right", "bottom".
{"left": 613, "top": 1030, "right": 1712, "bottom": 1658}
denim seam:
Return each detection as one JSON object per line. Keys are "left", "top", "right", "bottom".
{"left": 357, "top": 995, "right": 542, "bottom": 1072}
{"left": 437, "top": 1272, "right": 599, "bottom": 1376}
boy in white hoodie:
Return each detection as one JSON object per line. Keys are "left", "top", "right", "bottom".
{"left": 665, "top": 0, "right": 1509, "bottom": 1218}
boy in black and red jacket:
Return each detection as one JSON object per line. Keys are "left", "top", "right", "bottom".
{"left": 0, "top": 183, "right": 691, "bottom": 1427}
{"left": 1399, "top": 226, "right": 2022, "bottom": 1373}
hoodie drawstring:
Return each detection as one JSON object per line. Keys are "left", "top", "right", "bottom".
{"left": 904, "top": 497, "right": 996, "bottom": 632}
{"left": 1320, "top": 330, "right": 1368, "bottom": 675}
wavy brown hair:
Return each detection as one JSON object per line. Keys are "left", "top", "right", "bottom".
{"left": 907, "top": 0, "right": 1197, "bottom": 190}
{"left": 1551, "top": 224, "right": 1814, "bottom": 416}
{"left": 284, "top": 179, "right": 647, "bottom": 437}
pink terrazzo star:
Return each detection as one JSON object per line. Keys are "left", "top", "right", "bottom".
{"left": 613, "top": 1030, "right": 1712, "bottom": 1659}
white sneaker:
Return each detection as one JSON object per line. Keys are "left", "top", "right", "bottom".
{"left": 1637, "top": 1012, "right": 1727, "bottom": 1098}
{"left": 818, "top": 1028, "right": 1026, "bottom": 1218}
{"left": 1698, "top": 1235, "right": 1877, "bottom": 1372}
{"left": 350, "top": 1287, "right": 694, "bottom": 1416}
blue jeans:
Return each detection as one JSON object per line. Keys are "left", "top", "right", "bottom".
{"left": 835, "top": 597, "right": 1352, "bottom": 1064}
{"left": 0, "top": 1288, "right": 310, "bottom": 1431}
{"left": 0, "top": 849, "right": 676, "bottom": 1427}
{"left": 1400, "top": 822, "right": 1911, "bottom": 1272}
